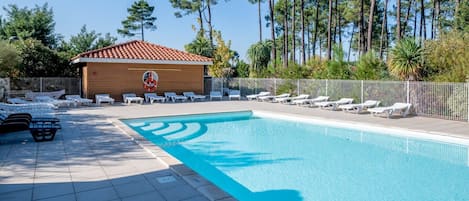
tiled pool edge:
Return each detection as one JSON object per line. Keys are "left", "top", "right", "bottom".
{"left": 110, "top": 118, "right": 236, "bottom": 201}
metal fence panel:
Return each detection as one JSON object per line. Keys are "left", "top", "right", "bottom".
{"left": 0, "top": 78, "right": 9, "bottom": 102}
{"left": 206, "top": 78, "right": 469, "bottom": 122}
{"left": 3, "top": 77, "right": 81, "bottom": 98}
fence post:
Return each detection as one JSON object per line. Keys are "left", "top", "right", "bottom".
{"left": 40, "top": 77, "right": 43, "bottom": 92}
{"left": 467, "top": 81, "right": 469, "bottom": 123}
{"left": 274, "top": 78, "right": 277, "bottom": 95}
{"left": 361, "top": 80, "right": 364, "bottom": 103}
{"left": 238, "top": 78, "right": 241, "bottom": 95}
{"left": 325, "top": 79, "right": 328, "bottom": 96}
{"left": 406, "top": 80, "right": 410, "bottom": 103}
{"left": 297, "top": 79, "right": 300, "bottom": 95}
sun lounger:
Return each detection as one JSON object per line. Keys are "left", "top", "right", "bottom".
{"left": 246, "top": 91, "right": 271, "bottom": 101}
{"left": 183, "top": 92, "right": 206, "bottom": 102}
{"left": 95, "top": 94, "right": 115, "bottom": 105}
{"left": 210, "top": 91, "right": 223, "bottom": 101}
{"left": 275, "top": 94, "right": 309, "bottom": 104}
{"left": 7, "top": 97, "right": 32, "bottom": 104}
{"left": 338, "top": 100, "right": 380, "bottom": 113}
{"left": 65, "top": 95, "right": 93, "bottom": 106}
{"left": 258, "top": 93, "right": 290, "bottom": 102}
{"left": 368, "top": 102, "right": 412, "bottom": 118}
{"left": 292, "top": 96, "right": 329, "bottom": 106}
{"left": 144, "top": 93, "right": 165, "bottom": 104}
{"left": 34, "top": 95, "right": 76, "bottom": 107}
{"left": 164, "top": 92, "right": 188, "bottom": 102}
{"left": 122, "top": 93, "right": 144, "bottom": 104}
{"left": 315, "top": 98, "right": 354, "bottom": 110}
{"left": 228, "top": 90, "right": 241, "bottom": 100}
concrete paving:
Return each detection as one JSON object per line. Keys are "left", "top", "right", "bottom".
{"left": 1, "top": 99, "right": 468, "bottom": 201}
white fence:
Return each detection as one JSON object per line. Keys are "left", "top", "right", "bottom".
{"left": 0, "top": 77, "right": 81, "bottom": 101}
{"left": 209, "top": 78, "right": 469, "bottom": 122}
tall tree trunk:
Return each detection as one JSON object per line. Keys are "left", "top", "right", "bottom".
{"left": 403, "top": 0, "right": 413, "bottom": 37}
{"left": 301, "top": 0, "right": 306, "bottom": 64}
{"left": 141, "top": 18, "right": 145, "bottom": 41}
{"left": 379, "top": 0, "right": 388, "bottom": 59}
{"left": 207, "top": 0, "right": 214, "bottom": 47}
{"left": 197, "top": 7, "right": 205, "bottom": 36}
{"left": 333, "top": 0, "right": 338, "bottom": 44}
{"left": 292, "top": 0, "right": 296, "bottom": 63}
{"left": 269, "top": 0, "right": 277, "bottom": 68}
{"left": 397, "top": 0, "right": 401, "bottom": 41}
{"left": 414, "top": 0, "right": 418, "bottom": 38}
{"left": 307, "top": 21, "right": 311, "bottom": 59}
{"left": 359, "top": 0, "right": 365, "bottom": 54}
{"left": 258, "top": 0, "right": 263, "bottom": 41}
{"left": 284, "top": 0, "right": 289, "bottom": 68}
{"left": 455, "top": 0, "right": 460, "bottom": 16}
{"left": 313, "top": 0, "right": 320, "bottom": 56}
{"left": 327, "top": 0, "right": 332, "bottom": 60}
{"left": 436, "top": 0, "right": 441, "bottom": 35}
{"left": 367, "top": 0, "right": 376, "bottom": 52}
{"left": 420, "top": 0, "right": 425, "bottom": 41}
{"left": 338, "top": 3, "right": 342, "bottom": 44}
{"left": 348, "top": 25, "right": 355, "bottom": 62}
{"left": 431, "top": 0, "right": 435, "bottom": 39}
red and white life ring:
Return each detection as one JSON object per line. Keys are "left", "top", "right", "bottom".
{"left": 142, "top": 71, "right": 158, "bottom": 92}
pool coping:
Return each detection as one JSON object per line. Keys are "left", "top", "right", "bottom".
{"left": 110, "top": 109, "right": 469, "bottom": 201}
{"left": 111, "top": 117, "right": 236, "bottom": 201}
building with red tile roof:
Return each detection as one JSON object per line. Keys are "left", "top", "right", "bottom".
{"left": 72, "top": 40, "right": 212, "bottom": 101}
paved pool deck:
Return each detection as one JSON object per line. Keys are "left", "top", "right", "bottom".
{"left": 1, "top": 100, "right": 468, "bottom": 201}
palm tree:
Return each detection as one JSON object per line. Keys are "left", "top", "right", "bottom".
{"left": 247, "top": 41, "right": 272, "bottom": 76}
{"left": 388, "top": 38, "right": 423, "bottom": 80}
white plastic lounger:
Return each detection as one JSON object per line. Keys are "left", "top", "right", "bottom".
{"left": 122, "top": 93, "right": 144, "bottom": 104}
{"left": 292, "top": 96, "right": 329, "bottom": 106}
{"left": 315, "top": 98, "right": 354, "bottom": 110}
{"left": 95, "top": 94, "right": 115, "bottom": 106}
{"left": 338, "top": 100, "right": 380, "bottom": 113}
{"left": 144, "top": 93, "right": 165, "bottom": 104}
{"left": 65, "top": 95, "right": 93, "bottom": 106}
{"left": 368, "top": 102, "right": 412, "bottom": 118}
{"left": 7, "top": 97, "right": 32, "bottom": 104}
{"left": 34, "top": 95, "right": 76, "bottom": 107}
{"left": 228, "top": 90, "right": 241, "bottom": 100}
{"left": 183, "top": 92, "right": 206, "bottom": 102}
{"left": 209, "top": 91, "right": 223, "bottom": 101}
{"left": 275, "top": 94, "right": 309, "bottom": 104}
{"left": 258, "top": 93, "right": 290, "bottom": 102}
{"left": 246, "top": 91, "right": 270, "bottom": 101}
{"left": 164, "top": 92, "right": 188, "bottom": 102}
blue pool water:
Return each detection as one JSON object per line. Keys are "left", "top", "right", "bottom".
{"left": 123, "top": 111, "right": 469, "bottom": 201}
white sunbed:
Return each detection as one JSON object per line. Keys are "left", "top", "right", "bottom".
{"left": 164, "top": 92, "right": 188, "bottom": 102}
{"left": 7, "top": 97, "right": 32, "bottom": 104}
{"left": 338, "top": 100, "right": 380, "bottom": 113}
{"left": 258, "top": 93, "right": 290, "bottom": 102}
{"left": 228, "top": 90, "right": 241, "bottom": 100}
{"left": 246, "top": 91, "right": 271, "bottom": 101}
{"left": 95, "top": 94, "right": 115, "bottom": 106}
{"left": 65, "top": 95, "right": 93, "bottom": 106}
{"left": 292, "top": 96, "right": 329, "bottom": 106}
{"left": 209, "top": 91, "right": 223, "bottom": 101}
{"left": 144, "top": 93, "right": 166, "bottom": 104}
{"left": 122, "top": 93, "right": 144, "bottom": 105}
{"left": 275, "top": 94, "right": 309, "bottom": 104}
{"left": 34, "top": 95, "right": 76, "bottom": 107}
{"left": 183, "top": 92, "right": 206, "bottom": 102}
{"left": 368, "top": 102, "right": 412, "bottom": 118}
{"left": 315, "top": 98, "right": 354, "bottom": 110}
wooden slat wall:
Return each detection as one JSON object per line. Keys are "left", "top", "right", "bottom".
{"left": 82, "top": 67, "right": 88, "bottom": 97}
{"left": 83, "top": 63, "right": 204, "bottom": 101}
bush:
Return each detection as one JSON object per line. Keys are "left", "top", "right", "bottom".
{"left": 353, "top": 51, "right": 387, "bottom": 80}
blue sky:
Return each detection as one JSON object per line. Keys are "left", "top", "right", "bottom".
{"left": 0, "top": 0, "right": 268, "bottom": 61}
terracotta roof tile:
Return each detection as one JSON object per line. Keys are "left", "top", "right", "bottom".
{"left": 72, "top": 40, "right": 212, "bottom": 63}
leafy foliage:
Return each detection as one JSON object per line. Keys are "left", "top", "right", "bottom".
{"left": 0, "top": 4, "right": 58, "bottom": 48}
{"left": 185, "top": 36, "right": 214, "bottom": 58}
{"left": 0, "top": 40, "right": 21, "bottom": 77}
{"left": 233, "top": 60, "right": 250, "bottom": 78}
{"left": 209, "top": 31, "right": 234, "bottom": 77}
{"left": 425, "top": 31, "right": 469, "bottom": 82}
{"left": 326, "top": 45, "right": 350, "bottom": 79}
{"left": 388, "top": 38, "right": 423, "bottom": 80}
{"left": 247, "top": 40, "right": 271, "bottom": 77}
{"left": 353, "top": 51, "right": 387, "bottom": 80}
{"left": 117, "top": 0, "right": 157, "bottom": 41}
{"left": 59, "top": 25, "right": 117, "bottom": 58}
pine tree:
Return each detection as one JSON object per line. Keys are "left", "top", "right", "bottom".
{"left": 118, "top": 0, "right": 157, "bottom": 41}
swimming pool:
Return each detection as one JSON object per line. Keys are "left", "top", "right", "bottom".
{"left": 123, "top": 111, "right": 469, "bottom": 201}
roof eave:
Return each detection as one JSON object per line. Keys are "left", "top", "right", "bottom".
{"left": 71, "top": 57, "right": 213, "bottom": 65}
